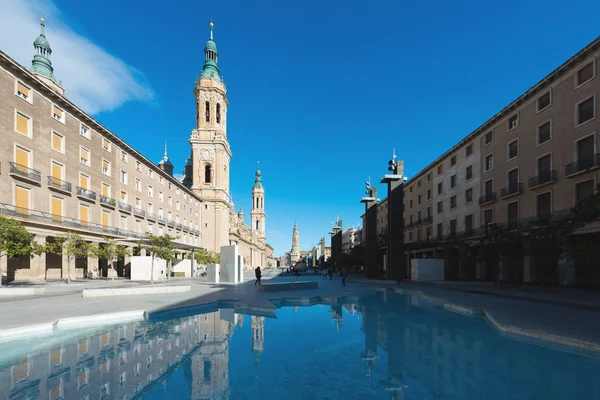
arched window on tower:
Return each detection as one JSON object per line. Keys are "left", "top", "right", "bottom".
{"left": 256, "top": 198, "right": 259, "bottom": 208}
{"left": 256, "top": 220, "right": 259, "bottom": 230}
{"left": 204, "top": 164, "right": 212, "bottom": 183}
{"left": 216, "top": 103, "right": 221, "bottom": 124}
{"left": 205, "top": 101, "right": 210, "bottom": 122}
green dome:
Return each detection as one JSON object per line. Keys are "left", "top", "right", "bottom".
{"left": 253, "top": 163, "right": 263, "bottom": 189}
{"left": 205, "top": 39, "right": 218, "bottom": 53}
{"left": 33, "top": 34, "right": 51, "bottom": 52}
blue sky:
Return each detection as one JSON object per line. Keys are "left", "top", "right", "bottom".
{"left": 2, "top": 0, "right": 600, "bottom": 255}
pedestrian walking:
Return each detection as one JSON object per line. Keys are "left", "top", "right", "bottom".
{"left": 322, "top": 268, "right": 328, "bottom": 280}
{"left": 341, "top": 268, "right": 348, "bottom": 286}
{"left": 255, "top": 266, "right": 262, "bottom": 286}
{"left": 329, "top": 268, "right": 333, "bottom": 281}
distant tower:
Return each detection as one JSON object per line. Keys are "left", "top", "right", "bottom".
{"left": 251, "top": 162, "right": 266, "bottom": 239}
{"left": 30, "top": 18, "right": 64, "bottom": 95}
{"left": 290, "top": 222, "right": 300, "bottom": 263}
{"left": 237, "top": 206, "right": 245, "bottom": 223}
{"left": 251, "top": 316, "right": 265, "bottom": 376}
{"left": 188, "top": 22, "right": 232, "bottom": 253}
{"left": 158, "top": 142, "right": 174, "bottom": 176}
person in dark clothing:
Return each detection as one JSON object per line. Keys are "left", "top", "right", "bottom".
{"left": 255, "top": 267, "right": 262, "bottom": 286}
{"left": 329, "top": 268, "right": 333, "bottom": 280}
{"left": 341, "top": 268, "right": 348, "bottom": 286}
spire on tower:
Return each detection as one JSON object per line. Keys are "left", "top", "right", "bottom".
{"left": 201, "top": 20, "right": 221, "bottom": 80}
{"left": 31, "top": 17, "right": 59, "bottom": 84}
{"left": 253, "top": 161, "right": 263, "bottom": 189}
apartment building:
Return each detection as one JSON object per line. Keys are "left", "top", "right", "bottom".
{"left": 365, "top": 36, "right": 600, "bottom": 285}
{"left": 0, "top": 20, "right": 202, "bottom": 282}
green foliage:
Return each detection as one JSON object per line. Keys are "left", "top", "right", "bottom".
{"left": 49, "top": 232, "right": 92, "bottom": 263}
{"left": 143, "top": 233, "right": 178, "bottom": 263}
{"left": 95, "top": 238, "right": 130, "bottom": 262}
{"left": 187, "top": 249, "right": 219, "bottom": 265}
{"left": 0, "top": 217, "right": 37, "bottom": 259}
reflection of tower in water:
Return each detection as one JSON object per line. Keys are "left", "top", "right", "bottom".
{"left": 329, "top": 305, "right": 343, "bottom": 331}
{"left": 251, "top": 316, "right": 265, "bottom": 376}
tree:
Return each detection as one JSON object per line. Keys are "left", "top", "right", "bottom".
{"left": 48, "top": 232, "right": 93, "bottom": 283}
{"left": 142, "top": 233, "right": 177, "bottom": 285}
{"left": 0, "top": 217, "right": 38, "bottom": 287}
{"left": 187, "top": 249, "right": 220, "bottom": 266}
{"left": 94, "top": 238, "right": 130, "bottom": 278}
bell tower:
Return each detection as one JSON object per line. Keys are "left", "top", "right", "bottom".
{"left": 188, "top": 22, "right": 232, "bottom": 253}
{"left": 251, "top": 162, "right": 266, "bottom": 240}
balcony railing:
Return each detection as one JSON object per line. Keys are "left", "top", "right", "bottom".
{"left": 565, "top": 154, "right": 600, "bottom": 176}
{"left": 47, "top": 176, "right": 71, "bottom": 193}
{"left": 415, "top": 218, "right": 423, "bottom": 226}
{"left": 500, "top": 182, "right": 523, "bottom": 198}
{"left": 167, "top": 220, "right": 175, "bottom": 228}
{"left": 0, "top": 202, "right": 145, "bottom": 239}
{"left": 119, "top": 202, "right": 132, "bottom": 213}
{"left": 158, "top": 216, "right": 166, "bottom": 225}
{"left": 100, "top": 195, "right": 116, "bottom": 208}
{"left": 76, "top": 187, "right": 96, "bottom": 201}
{"left": 10, "top": 162, "right": 41, "bottom": 183}
{"left": 134, "top": 208, "right": 146, "bottom": 218}
{"left": 479, "top": 192, "right": 497, "bottom": 205}
{"left": 176, "top": 223, "right": 183, "bottom": 230}
{"left": 406, "top": 222, "right": 414, "bottom": 229}
{"left": 423, "top": 215, "right": 433, "bottom": 224}
{"left": 147, "top": 212, "right": 157, "bottom": 221}
{"left": 528, "top": 170, "right": 557, "bottom": 189}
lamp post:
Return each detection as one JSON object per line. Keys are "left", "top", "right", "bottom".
{"left": 380, "top": 149, "right": 404, "bottom": 281}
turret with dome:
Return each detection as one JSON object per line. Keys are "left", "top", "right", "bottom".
{"left": 30, "top": 18, "right": 64, "bottom": 95}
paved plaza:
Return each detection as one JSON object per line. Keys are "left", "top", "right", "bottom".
{"left": 1, "top": 274, "right": 600, "bottom": 353}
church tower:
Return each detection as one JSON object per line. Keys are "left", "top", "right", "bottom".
{"left": 291, "top": 222, "right": 300, "bottom": 263}
{"left": 188, "top": 22, "right": 232, "bottom": 253}
{"left": 250, "top": 316, "right": 265, "bottom": 376}
{"left": 251, "top": 163, "right": 266, "bottom": 239}
{"left": 30, "top": 18, "right": 64, "bottom": 95}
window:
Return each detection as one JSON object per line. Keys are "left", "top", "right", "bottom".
{"left": 427, "top": 172, "right": 432, "bottom": 182}
{"left": 484, "top": 131, "right": 493, "bottom": 145}
{"left": 102, "top": 159, "right": 111, "bottom": 176}
{"left": 417, "top": 195, "right": 422, "bottom": 205}
{"left": 121, "top": 150, "right": 128, "bottom": 163}
{"left": 576, "top": 61, "right": 594, "bottom": 87}
{"left": 409, "top": 199, "right": 413, "bottom": 209}
{"left": 50, "top": 161, "right": 63, "bottom": 182}
{"left": 149, "top": 170, "right": 154, "bottom": 179}
{"left": 204, "top": 164, "right": 212, "bottom": 183}
{"left": 450, "top": 175, "right": 457, "bottom": 188}
{"left": 437, "top": 164, "right": 443, "bottom": 174}
{"left": 449, "top": 219, "right": 457, "bottom": 235}
{"left": 79, "top": 173, "right": 90, "bottom": 190}
{"left": 135, "top": 178, "right": 141, "bottom": 191}
{"left": 485, "top": 154, "right": 493, "bottom": 171}
{"left": 466, "top": 144, "right": 473, "bottom": 157}
{"left": 484, "top": 179, "right": 493, "bottom": 195}
{"left": 176, "top": 200, "right": 181, "bottom": 210}
{"left": 507, "top": 202, "right": 519, "bottom": 226}
{"left": 136, "top": 161, "right": 141, "bottom": 172}
{"left": 436, "top": 223, "right": 443, "bottom": 239}
{"left": 409, "top": 186, "right": 413, "bottom": 193}
{"left": 102, "top": 183, "right": 111, "bottom": 197}
{"left": 168, "top": 196, "right": 172, "bottom": 207}
{"left": 158, "top": 207, "right": 163, "bottom": 217}
{"left": 427, "top": 189, "right": 431, "bottom": 200}
{"left": 537, "top": 121, "right": 551, "bottom": 145}
{"left": 102, "top": 138, "right": 111, "bottom": 152}
{"left": 79, "top": 204, "right": 90, "bottom": 225}
{"left": 537, "top": 192, "right": 552, "bottom": 218}
{"left": 450, "top": 196, "right": 457, "bottom": 209}
{"left": 465, "top": 188, "right": 473, "bottom": 203}
{"left": 148, "top": 202, "right": 154, "bottom": 213}
{"left": 537, "top": 91, "right": 551, "bottom": 112}
{"left": 16, "top": 81, "right": 31, "bottom": 101}
{"left": 537, "top": 154, "right": 551, "bottom": 176}
{"left": 484, "top": 208, "right": 494, "bottom": 225}
{"left": 508, "top": 139, "right": 519, "bottom": 160}
{"left": 576, "top": 96, "right": 595, "bottom": 126}
{"left": 120, "top": 191, "right": 127, "bottom": 203}
{"left": 216, "top": 103, "right": 221, "bottom": 124}
{"left": 120, "top": 215, "right": 128, "bottom": 230}
{"left": 416, "top": 230, "right": 421, "bottom": 241}
{"left": 465, "top": 214, "right": 474, "bottom": 232}
{"left": 120, "top": 170, "right": 128, "bottom": 184}
{"left": 168, "top": 182, "right": 172, "bottom": 190}
{"left": 81, "top": 124, "right": 90, "bottom": 139}
{"left": 148, "top": 185, "right": 153, "bottom": 197}
{"left": 15, "top": 185, "right": 30, "bottom": 215}
{"left": 52, "top": 104, "right": 64, "bottom": 123}
{"left": 408, "top": 232, "right": 413, "bottom": 241}
{"left": 135, "top": 197, "right": 142, "bottom": 209}
{"left": 159, "top": 176, "right": 163, "bottom": 185}
{"left": 15, "top": 111, "right": 31, "bottom": 136}
{"left": 575, "top": 179, "right": 595, "bottom": 204}
{"left": 51, "top": 196, "right": 63, "bottom": 221}
{"left": 51, "top": 131, "right": 64, "bottom": 153}
{"left": 168, "top": 211, "right": 172, "bottom": 221}
{"left": 80, "top": 147, "right": 90, "bottom": 166}
{"left": 507, "top": 113, "right": 518, "bottom": 131}
{"left": 507, "top": 168, "right": 519, "bottom": 188}
{"left": 450, "top": 155, "right": 456, "bottom": 166}
{"left": 575, "top": 134, "right": 595, "bottom": 168}
{"left": 436, "top": 182, "right": 443, "bottom": 195}
{"left": 417, "top": 180, "right": 422, "bottom": 188}
{"left": 437, "top": 201, "right": 443, "bottom": 213}
{"left": 159, "top": 191, "right": 163, "bottom": 202}
{"left": 417, "top": 211, "right": 421, "bottom": 221}
{"left": 466, "top": 165, "right": 473, "bottom": 180}
{"left": 205, "top": 101, "right": 210, "bottom": 122}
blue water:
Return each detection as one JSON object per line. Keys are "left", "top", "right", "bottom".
{"left": 1, "top": 291, "right": 599, "bottom": 399}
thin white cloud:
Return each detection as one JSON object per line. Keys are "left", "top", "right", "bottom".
{"left": 0, "top": 0, "right": 154, "bottom": 114}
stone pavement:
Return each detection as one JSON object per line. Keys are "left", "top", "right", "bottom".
{"left": 1, "top": 274, "right": 600, "bottom": 353}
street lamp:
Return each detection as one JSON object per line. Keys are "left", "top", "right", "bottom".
{"left": 380, "top": 149, "right": 403, "bottom": 281}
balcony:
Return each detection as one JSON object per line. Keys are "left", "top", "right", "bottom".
{"left": 500, "top": 182, "right": 523, "bottom": 199}
{"left": 134, "top": 208, "right": 146, "bottom": 218}
{"left": 158, "top": 216, "right": 166, "bottom": 225}
{"left": 528, "top": 170, "right": 557, "bottom": 189}
{"left": 415, "top": 218, "right": 423, "bottom": 227}
{"left": 10, "top": 162, "right": 41, "bottom": 184}
{"left": 176, "top": 223, "right": 183, "bottom": 230}
{"left": 167, "top": 220, "right": 175, "bottom": 228}
{"left": 183, "top": 226, "right": 189, "bottom": 232}
{"left": 47, "top": 176, "right": 71, "bottom": 194}
{"left": 406, "top": 222, "right": 414, "bottom": 229}
{"left": 423, "top": 215, "right": 433, "bottom": 224}
{"left": 147, "top": 212, "right": 157, "bottom": 221}
{"left": 100, "top": 195, "right": 116, "bottom": 208}
{"left": 565, "top": 154, "right": 600, "bottom": 177}
{"left": 479, "top": 192, "right": 497, "bottom": 205}
{"left": 76, "top": 187, "right": 96, "bottom": 202}
{"left": 119, "top": 202, "right": 132, "bottom": 213}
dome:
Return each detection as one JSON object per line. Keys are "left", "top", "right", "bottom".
{"left": 34, "top": 34, "right": 51, "bottom": 52}
{"left": 205, "top": 39, "right": 218, "bottom": 53}
{"left": 185, "top": 155, "right": 193, "bottom": 167}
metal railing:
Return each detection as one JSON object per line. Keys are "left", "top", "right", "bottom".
{"left": 10, "top": 162, "right": 41, "bottom": 182}
{"left": 100, "top": 195, "right": 116, "bottom": 207}
{"left": 147, "top": 212, "right": 157, "bottom": 221}
{"left": 423, "top": 215, "right": 433, "bottom": 224}
{"left": 119, "top": 202, "right": 132, "bottom": 213}
{"left": 500, "top": 182, "right": 523, "bottom": 198}
{"left": 565, "top": 154, "right": 600, "bottom": 176}
{"left": 158, "top": 216, "right": 166, "bottom": 224}
{"left": 415, "top": 218, "right": 423, "bottom": 226}
{"left": 134, "top": 208, "right": 146, "bottom": 218}
{"left": 479, "top": 192, "right": 497, "bottom": 205}
{"left": 528, "top": 170, "right": 557, "bottom": 188}
{"left": 76, "top": 187, "right": 96, "bottom": 201}
{"left": 167, "top": 220, "right": 175, "bottom": 228}
{"left": 47, "top": 176, "right": 71, "bottom": 192}
{"left": 176, "top": 223, "right": 183, "bottom": 230}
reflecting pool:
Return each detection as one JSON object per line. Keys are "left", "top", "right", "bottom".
{"left": 1, "top": 291, "right": 600, "bottom": 399}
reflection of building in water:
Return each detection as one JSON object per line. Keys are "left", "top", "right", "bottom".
{"left": 250, "top": 316, "right": 265, "bottom": 374}
{"left": 329, "top": 305, "right": 343, "bottom": 331}
{"left": 0, "top": 310, "right": 237, "bottom": 400}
